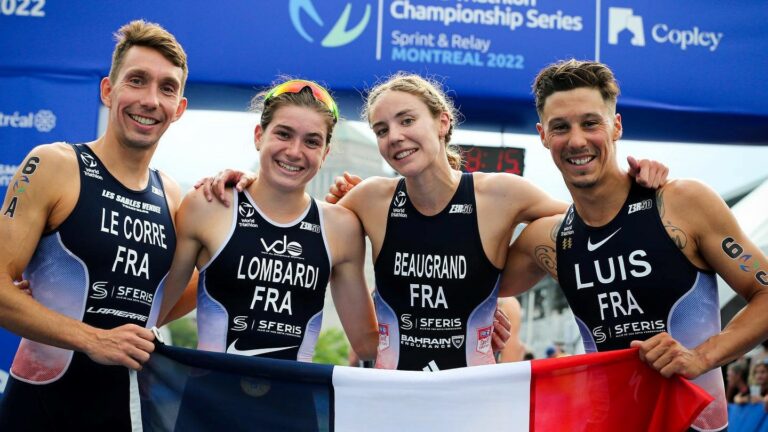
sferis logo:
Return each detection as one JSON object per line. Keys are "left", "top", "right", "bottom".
{"left": 289, "top": 0, "right": 371, "bottom": 47}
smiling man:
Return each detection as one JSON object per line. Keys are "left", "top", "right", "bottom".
{"left": 0, "top": 21, "right": 187, "bottom": 430}
{"left": 500, "top": 59, "right": 768, "bottom": 431}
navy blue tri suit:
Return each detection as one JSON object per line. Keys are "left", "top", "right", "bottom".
{"left": 174, "top": 190, "right": 332, "bottom": 431}
{"left": 0, "top": 144, "right": 176, "bottom": 431}
{"left": 556, "top": 182, "right": 727, "bottom": 432}
{"left": 374, "top": 173, "right": 500, "bottom": 371}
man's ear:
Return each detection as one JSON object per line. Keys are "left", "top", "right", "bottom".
{"left": 100, "top": 77, "right": 113, "bottom": 107}
{"left": 536, "top": 123, "right": 549, "bottom": 149}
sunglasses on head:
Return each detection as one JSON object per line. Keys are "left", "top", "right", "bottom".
{"left": 264, "top": 79, "right": 339, "bottom": 122}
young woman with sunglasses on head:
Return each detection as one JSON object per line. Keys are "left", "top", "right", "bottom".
{"left": 208, "top": 73, "right": 666, "bottom": 371}
{"left": 156, "top": 79, "right": 378, "bottom": 363}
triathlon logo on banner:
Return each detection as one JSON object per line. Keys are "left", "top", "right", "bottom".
{"left": 289, "top": 0, "right": 372, "bottom": 47}
{"left": 607, "top": 6, "right": 724, "bottom": 52}
{"left": 0, "top": 110, "right": 57, "bottom": 133}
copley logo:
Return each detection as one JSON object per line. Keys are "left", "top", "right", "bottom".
{"left": 608, "top": 8, "right": 645, "bottom": 47}
{"left": 608, "top": 7, "right": 724, "bottom": 52}
{"left": 0, "top": 110, "right": 56, "bottom": 132}
{"left": 289, "top": 0, "right": 371, "bottom": 47}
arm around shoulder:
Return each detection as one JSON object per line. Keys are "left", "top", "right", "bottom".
{"left": 499, "top": 215, "right": 562, "bottom": 297}
{"left": 321, "top": 203, "right": 378, "bottom": 360}
{"left": 475, "top": 173, "right": 568, "bottom": 224}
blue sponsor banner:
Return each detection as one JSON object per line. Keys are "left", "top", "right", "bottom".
{"left": 0, "top": 1, "right": 766, "bottom": 122}
{"left": 0, "top": 74, "right": 99, "bottom": 197}
{"left": 0, "top": 73, "right": 99, "bottom": 396}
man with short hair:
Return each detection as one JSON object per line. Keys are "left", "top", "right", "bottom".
{"left": 501, "top": 59, "right": 768, "bottom": 431}
{"left": 0, "top": 20, "right": 188, "bottom": 430}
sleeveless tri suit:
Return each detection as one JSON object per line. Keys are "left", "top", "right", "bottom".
{"left": 195, "top": 190, "right": 332, "bottom": 360}
{"left": 556, "top": 182, "right": 726, "bottom": 432}
{"left": 174, "top": 191, "right": 332, "bottom": 432}
{"left": 374, "top": 173, "right": 500, "bottom": 371}
{"left": 0, "top": 144, "right": 176, "bottom": 430}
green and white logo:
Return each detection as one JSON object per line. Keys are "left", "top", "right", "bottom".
{"left": 289, "top": 0, "right": 371, "bottom": 47}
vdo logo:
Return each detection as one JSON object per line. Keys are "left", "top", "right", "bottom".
{"left": 261, "top": 235, "right": 303, "bottom": 257}
{"left": 289, "top": 0, "right": 371, "bottom": 47}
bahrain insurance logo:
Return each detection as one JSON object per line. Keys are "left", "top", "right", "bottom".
{"left": 289, "top": 0, "right": 371, "bottom": 47}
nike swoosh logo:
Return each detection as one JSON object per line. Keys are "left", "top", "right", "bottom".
{"left": 587, "top": 228, "right": 622, "bottom": 251}
{"left": 226, "top": 340, "right": 298, "bottom": 357}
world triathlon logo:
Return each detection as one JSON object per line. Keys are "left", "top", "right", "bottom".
{"left": 289, "top": 0, "right": 371, "bottom": 47}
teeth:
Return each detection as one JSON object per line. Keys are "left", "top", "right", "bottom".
{"left": 277, "top": 161, "right": 301, "bottom": 172}
{"left": 129, "top": 114, "right": 158, "bottom": 125}
{"left": 395, "top": 149, "right": 416, "bottom": 160}
{"left": 568, "top": 156, "right": 594, "bottom": 166}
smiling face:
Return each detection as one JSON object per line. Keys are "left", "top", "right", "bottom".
{"left": 101, "top": 45, "right": 187, "bottom": 150}
{"left": 369, "top": 90, "right": 450, "bottom": 177}
{"left": 536, "top": 87, "right": 622, "bottom": 189}
{"left": 254, "top": 104, "right": 330, "bottom": 192}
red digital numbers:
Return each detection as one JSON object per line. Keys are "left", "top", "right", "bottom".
{"left": 459, "top": 145, "right": 524, "bottom": 175}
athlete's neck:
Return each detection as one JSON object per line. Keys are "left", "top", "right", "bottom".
{"left": 570, "top": 171, "right": 632, "bottom": 226}
{"left": 88, "top": 135, "right": 154, "bottom": 191}
{"left": 247, "top": 178, "right": 311, "bottom": 223}
{"left": 404, "top": 165, "right": 461, "bottom": 216}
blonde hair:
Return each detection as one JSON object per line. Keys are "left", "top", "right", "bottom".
{"left": 363, "top": 73, "right": 462, "bottom": 170}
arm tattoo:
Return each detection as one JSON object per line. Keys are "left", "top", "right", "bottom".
{"left": 550, "top": 217, "right": 564, "bottom": 243}
{"left": 3, "top": 156, "right": 41, "bottom": 219}
{"left": 664, "top": 222, "right": 688, "bottom": 250}
{"left": 656, "top": 189, "right": 687, "bottom": 250}
{"left": 534, "top": 245, "right": 558, "bottom": 280}
{"left": 656, "top": 189, "right": 665, "bottom": 218}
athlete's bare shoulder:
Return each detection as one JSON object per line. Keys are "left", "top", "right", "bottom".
{"left": 340, "top": 175, "right": 398, "bottom": 213}
{"left": 155, "top": 169, "right": 182, "bottom": 209}
{"left": 345, "top": 176, "right": 399, "bottom": 200}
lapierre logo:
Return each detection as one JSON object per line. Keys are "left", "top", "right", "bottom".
{"left": 449, "top": 204, "right": 473, "bottom": 214}
{"left": 608, "top": 7, "right": 724, "bottom": 52}
{"left": 628, "top": 199, "right": 653, "bottom": 214}
{"left": 0, "top": 110, "right": 56, "bottom": 132}
{"left": 289, "top": 0, "right": 371, "bottom": 47}
{"left": 300, "top": 221, "right": 320, "bottom": 233}
{"left": 261, "top": 235, "right": 303, "bottom": 257}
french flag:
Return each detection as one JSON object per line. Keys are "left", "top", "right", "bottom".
{"left": 136, "top": 344, "right": 711, "bottom": 431}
